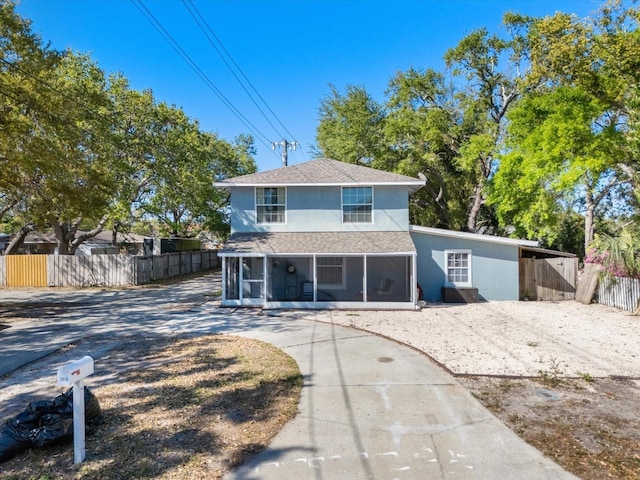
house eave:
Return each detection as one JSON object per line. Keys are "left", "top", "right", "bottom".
{"left": 214, "top": 180, "right": 425, "bottom": 192}
{"left": 218, "top": 251, "right": 417, "bottom": 257}
{"left": 409, "top": 225, "right": 538, "bottom": 248}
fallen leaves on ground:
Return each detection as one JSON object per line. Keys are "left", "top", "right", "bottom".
{"left": 461, "top": 376, "right": 640, "bottom": 480}
{"left": 0, "top": 334, "right": 302, "bottom": 480}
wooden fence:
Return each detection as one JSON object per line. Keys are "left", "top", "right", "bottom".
{"left": 519, "top": 257, "right": 578, "bottom": 301}
{"left": 596, "top": 275, "right": 640, "bottom": 312}
{"left": 0, "top": 251, "right": 218, "bottom": 288}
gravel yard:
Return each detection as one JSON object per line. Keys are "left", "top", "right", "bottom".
{"left": 315, "top": 300, "right": 639, "bottom": 378}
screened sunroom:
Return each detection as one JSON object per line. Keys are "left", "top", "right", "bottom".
{"left": 219, "top": 231, "right": 418, "bottom": 309}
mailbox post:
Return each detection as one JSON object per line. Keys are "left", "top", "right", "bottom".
{"left": 57, "top": 356, "right": 94, "bottom": 464}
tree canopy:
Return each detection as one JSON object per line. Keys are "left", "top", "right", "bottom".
{"left": 315, "top": 0, "right": 639, "bottom": 256}
{"left": 0, "top": 1, "right": 256, "bottom": 254}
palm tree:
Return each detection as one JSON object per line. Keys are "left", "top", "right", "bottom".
{"left": 589, "top": 226, "right": 640, "bottom": 314}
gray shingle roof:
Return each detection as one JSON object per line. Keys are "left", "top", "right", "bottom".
{"left": 217, "top": 158, "right": 425, "bottom": 192}
{"left": 220, "top": 231, "right": 416, "bottom": 255}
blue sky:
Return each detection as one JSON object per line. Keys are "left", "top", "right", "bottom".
{"left": 16, "top": 0, "right": 603, "bottom": 172}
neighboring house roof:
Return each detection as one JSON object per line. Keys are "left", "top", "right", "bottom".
{"left": 22, "top": 230, "right": 148, "bottom": 245}
{"left": 22, "top": 232, "right": 56, "bottom": 244}
{"left": 220, "top": 231, "right": 417, "bottom": 256}
{"left": 216, "top": 158, "right": 426, "bottom": 193}
{"left": 90, "top": 230, "right": 148, "bottom": 244}
{"left": 409, "top": 225, "right": 539, "bottom": 248}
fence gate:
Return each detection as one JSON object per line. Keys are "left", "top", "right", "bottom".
{"left": 6, "top": 255, "right": 48, "bottom": 287}
{"left": 519, "top": 257, "right": 578, "bottom": 301}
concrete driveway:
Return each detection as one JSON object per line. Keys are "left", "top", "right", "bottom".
{"left": 0, "top": 273, "right": 588, "bottom": 479}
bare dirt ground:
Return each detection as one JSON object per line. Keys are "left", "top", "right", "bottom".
{"left": 318, "top": 301, "right": 640, "bottom": 480}
{"left": 0, "top": 334, "right": 302, "bottom": 479}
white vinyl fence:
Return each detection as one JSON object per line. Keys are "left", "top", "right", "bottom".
{"left": 596, "top": 275, "right": 640, "bottom": 312}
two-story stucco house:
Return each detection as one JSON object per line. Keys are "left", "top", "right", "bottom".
{"left": 215, "top": 157, "right": 540, "bottom": 309}
{"left": 215, "top": 157, "right": 426, "bottom": 309}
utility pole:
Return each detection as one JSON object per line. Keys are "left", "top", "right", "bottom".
{"left": 272, "top": 139, "right": 299, "bottom": 167}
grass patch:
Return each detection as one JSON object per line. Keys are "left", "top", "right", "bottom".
{"left": 0, "top": 334, "right": 302, "bottom": 479}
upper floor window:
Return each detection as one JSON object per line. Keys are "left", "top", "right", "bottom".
{"left": 256, "top": 187, "right": 285, "bottom": 224}
{"left": 342, "top": 186, "right": 373, "bottom": 223}
{"left": 445, "top": 250, "right": 472, "bottom": 287}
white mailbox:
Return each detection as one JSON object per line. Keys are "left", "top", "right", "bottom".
{"left": 57, "top": 356, "right": 94, "bottom": 386}
{"left": 56, "top": 355, "right": 95, "bottom": 464}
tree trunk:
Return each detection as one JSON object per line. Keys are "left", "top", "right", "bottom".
{"left": 0, "top": 198, "right": 18, "bottom": 224}
{"left": 49, "top": 217, "right": 77, "bottom": 255}
{"left": 69, "top": 216, "right": 108, "bottom": 255}
{"left": 467, "top": 184, "right": 484, "bottom": 232}
{"left": 4, "top": 223, "right": 34, "bottom": 255}
{"left": 584, "top": 202, "right": 595, "bottom": 253}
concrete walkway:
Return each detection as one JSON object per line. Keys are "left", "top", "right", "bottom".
{"left": 0, "top": 275, "right": 578, "bottom": 479}
{"left": 214, "top": 311, "right": 577, "bottom": 480}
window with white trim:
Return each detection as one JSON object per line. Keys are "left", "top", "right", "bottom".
{"left": 342, "top": 186, "right": 373, "bottom": 223}
{"left": 445, "top": 250, "right": 472, "bottom": 287}
{"left": 317, "top": 257, "right": 346, "bottom": 288}
{"left": 256, "top": 187, "right": 285, "bottom": 224}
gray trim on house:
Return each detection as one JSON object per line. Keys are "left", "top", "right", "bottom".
{"left": 219, "top": 231, "right": 417, "bottom": 255}
{"left": 216, "top": 158, "right": 425, "bottom": 193}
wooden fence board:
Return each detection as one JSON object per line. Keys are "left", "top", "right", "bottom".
{"left": 576, "top": 263, "right": 601, "bottom": 304}
{"left": 7, "top": 255, "right": 47, "bottom": 287}
{"left": 519, "top": 256, "right": 577, "bottom": 301}
{"left": 0, "top": 257, "right": 6, "bottom": 287}
{"left": 136, "top": 257, "right": 153, "bottom": 284}
{"left": 519, "top": 258, "right": 535, "bottom": 300}
{"left": 1, "top": 251, "right": 218, "bottom": 288}
{"left": 168, "top": 254, "right": 181, "bottom": 277}
{"left": 536, "top": 257, "right": 577, "bottom": 301}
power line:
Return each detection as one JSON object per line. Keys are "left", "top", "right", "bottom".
{"left": 131, "top": 0, "right": 278, "bottom": 157}
{"left": 181, "top": 0, "right": 284, "bottom": 140}
{"left": 183, "top": 0, "right": 303, "bottom": 150}
{"left": 183, "top": 0, "right": 306, "bottom": 163}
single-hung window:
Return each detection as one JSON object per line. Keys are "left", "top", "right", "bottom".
{"left": 445, "top": 250, "right": 472, "bottom": 287}
{"left": 342, "top": 186, "right": 372, "bottom": 223}
{"left": 256, "top": 187, "right": 285, "bottom": 224}
{"left": 317, "top": 257, "right": 345, "bottom": 288}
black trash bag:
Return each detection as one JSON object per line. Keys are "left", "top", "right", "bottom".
{"left": 29, "top": 387, "right": 102, "bottom": 449}
{"left": 0, "top": 386, "right": 102, "bottom": 462}
{"left": 0, "top": 419, "right": 31, "bottom": 462}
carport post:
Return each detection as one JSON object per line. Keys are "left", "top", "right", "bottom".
{"left": 56, "top": 356, "right": 94, "bottom": 464}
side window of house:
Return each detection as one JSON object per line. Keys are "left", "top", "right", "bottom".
{"left": 342, "top": 186, "right": 373, "bottom": 223}
{"left": 317, "top": 257, "right": 345, "bottom": 288}
{"left": 445, "top": 250, "right": 472, "bottom": 287}
{"left": 256, "top": 187, "right": 285, "bottom": 224}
